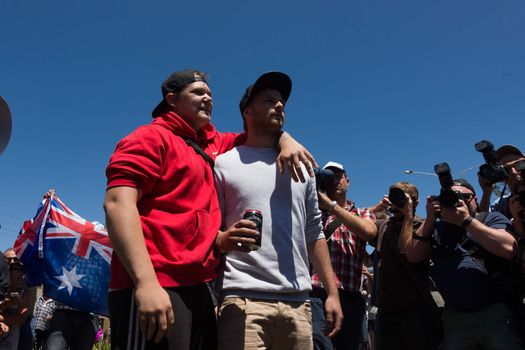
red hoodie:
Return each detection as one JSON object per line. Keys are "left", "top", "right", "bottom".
{"left": 106, "top": 112, "right": 245, "bottom": 289}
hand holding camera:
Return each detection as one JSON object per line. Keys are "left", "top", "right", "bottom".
{"left": 317, "top": 190, "right": 335, "bottom": 212}
{"left": 475, "top": 140, "right": 510, "bottom": 185}
{"left": 440, "top": 199, "right": 470, "bottom": 227}
{"left": 425, "top": 196, "right": 442, "bottom": 222}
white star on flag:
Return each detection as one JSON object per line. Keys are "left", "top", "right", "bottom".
{"left": 55, "top": 266, "right": 84, "bottom": 295}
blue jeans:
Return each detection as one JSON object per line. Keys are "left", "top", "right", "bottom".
{"left": 441, "top": 301, "right": 522, "bottom": 350}
{"left": 45, "top": 309, "right": 97, "bottom": 350}
{"left": 311, "top": 297, "right": 333, "bottom": 350}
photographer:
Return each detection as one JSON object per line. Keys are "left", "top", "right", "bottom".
{"left": 479, "top": 144, "right": 525, "bottom": 236}
{"left": 310, "top": 161, "right": 377, "bottom": 350}
{"left": 373, "top": 182, "right": 440, "bottom": 350}
{"left": 405, "top": 178, "right": 522, "bottom": 350}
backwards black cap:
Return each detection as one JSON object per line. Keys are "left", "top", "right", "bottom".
{"left": 152, "top": 69, "right": 207, "bottom": 118}
{"left": 239, "top": 71, "right": 292, "bottom": 116}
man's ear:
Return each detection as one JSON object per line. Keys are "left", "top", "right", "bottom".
{"left": 165, "top": 92, "right": 176, "bottom": 107}
{"left": 243, "top": 106, "right": 251, "bottom": 119}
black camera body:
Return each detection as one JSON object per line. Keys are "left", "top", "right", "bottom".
{"left": 314, "top": 168, "right": 335, "bottom": 192}
{"left": 475, "top": 140, "right": 509, "bottom": 184}
{"left": 388, "top": 187, "right": 406, "bottom": 209}
{"left": 434, "top": 162, "right": 459, "bottom": 207}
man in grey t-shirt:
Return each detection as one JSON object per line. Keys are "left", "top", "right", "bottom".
{"left": 214, "top": 72, "right": 343, "bottom": 350}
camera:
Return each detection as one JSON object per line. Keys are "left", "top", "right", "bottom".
{"left": 388, "top": 187, "right": 406, "bottom": 209}
{"left": 475, "top": 140, "right": 509, "bottom": 184}
{"left": 314, "top": 168, "right": 335, "bottom": 192}
{"left": 434, "top": 162, "right": 459, "bottom": 207}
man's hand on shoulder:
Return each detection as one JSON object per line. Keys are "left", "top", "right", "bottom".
{"left": 276, "top": 132, "right": 317, "bottom": 183}
{"left": 134, "top": 281, "right": 175, "bottom": 343}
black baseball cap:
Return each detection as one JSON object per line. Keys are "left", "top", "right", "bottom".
{"left": 151, "top": 69, "right": 207, "bottom": 118}
{"left": 496, "top": 144, "right": 524, "bottom": 161}
{"left": 239, "top": 72, "right": 292, "bottom": 115}
{"left": 453, "top": 178, "right": 476, "bottom": 195}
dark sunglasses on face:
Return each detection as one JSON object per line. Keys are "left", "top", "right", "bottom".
{"left": 455, "top": 192, "right": 474, "bottom": 202}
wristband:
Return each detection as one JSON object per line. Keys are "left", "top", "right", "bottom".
{"left": 461, "top": 216, "right": 474, "bottom": 229}
{"left": 328, "top": 201, "right": 337, "bottom": 214}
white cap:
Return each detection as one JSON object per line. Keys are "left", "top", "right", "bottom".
{"left": 322, "top": 161, "right": 345, "bottom": 172}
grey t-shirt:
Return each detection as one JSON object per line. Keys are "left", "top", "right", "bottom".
{"left": 214, "top": 146, "right": 324, "bottom": 302}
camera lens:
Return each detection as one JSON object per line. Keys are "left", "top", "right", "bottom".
{"left": 388, "top": 187, "right": 406, "bottom": 209}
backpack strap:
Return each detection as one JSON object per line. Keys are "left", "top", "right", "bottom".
{"left": 183, "top": 138, "right": 215, "bottom": 171}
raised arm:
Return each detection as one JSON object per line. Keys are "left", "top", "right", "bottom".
{"left": 405, "top": 196, "right": 437, "bottom": 263}
{"left": 397, "top": 194, "right": 415, "bottom": 253}
{"left": 440, "top": 200, "right": 516, "bottom": 260}
{"left": 317, "top": 191, "right": 377, "bottom": 242}
{"left": 477, "top": 174, "right": 493, "bottom": 212}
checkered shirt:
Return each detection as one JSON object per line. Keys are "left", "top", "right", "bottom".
{"left": 33, "top": 297, "right": 56, "bottom": 331}
{"left": 311, "top": 201, "right": 374, "bottom": 292}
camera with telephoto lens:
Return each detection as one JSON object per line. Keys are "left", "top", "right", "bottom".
{"left": 314, "top": 168, "right": 335, "bottom": 192}
{"left": 475, "top": 140, "right": 510, "bottom": 184}
{"left": 388, "top": 187, "right": 406, "bottom": 210}
{"left": 434, "top": 162, "right": 460, "bottom": 207}
{"left": 514, "top": 160, "right": 525, "bottom": 207}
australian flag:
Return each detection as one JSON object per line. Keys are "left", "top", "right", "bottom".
{"left": 15, "top": 192, "right": 112, "bottom": 316}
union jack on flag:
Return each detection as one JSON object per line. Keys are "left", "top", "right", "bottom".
{"left": 14, "top": 191, "right": 113, "bottom": 315}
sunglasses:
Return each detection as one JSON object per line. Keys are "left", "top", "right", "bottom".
{"left": 455, "top": 192, "right": 474, "bottom": 202}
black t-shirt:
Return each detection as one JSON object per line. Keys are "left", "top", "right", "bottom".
{"left": 431, "top": 211, "right": 512, "bottom": 311}
{"left": 376, "top": 218, "right": 431, "bottom": 311}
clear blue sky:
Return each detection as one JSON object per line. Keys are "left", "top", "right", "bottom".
{"left": 1, "top": 0, "right": 524, "bottom": 251}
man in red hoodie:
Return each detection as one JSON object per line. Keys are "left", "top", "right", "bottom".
{"left": 104, "top": 69, "right": 316, "bottom": 350}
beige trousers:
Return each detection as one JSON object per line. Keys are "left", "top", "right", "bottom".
{"left": 217, "top": 297, "right": 313, "bottom": 350}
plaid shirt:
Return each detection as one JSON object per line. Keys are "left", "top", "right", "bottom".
{"left": 312, "top": 200, "right": 374, "bottom": 292}
{"left": 33, "top": 297, "right": 56, "bottom": 331}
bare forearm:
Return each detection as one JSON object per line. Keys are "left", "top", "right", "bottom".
{"left": 332, "top": 205, "right": 377, "bottom": 241}
{"left": 405, "top": 219, "right": 433, "bottom": 263}
{"left": 308, "top": 239, "right": 338, "bottom": 296}
{"left": 468, "top": 220, "right": 516, "bottom": 259}
{"left": 479, "top": 189, "right": 492, "bottom": 213}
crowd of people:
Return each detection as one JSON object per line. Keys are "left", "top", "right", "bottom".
{"left": 0, "top": 247, "right": 106, "bottom": 349}
{"left": 102, "top": 68, "right": 525, "bottom": 350}
{"left": 1, "top": 68, "right": 523, "bottom": 350}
